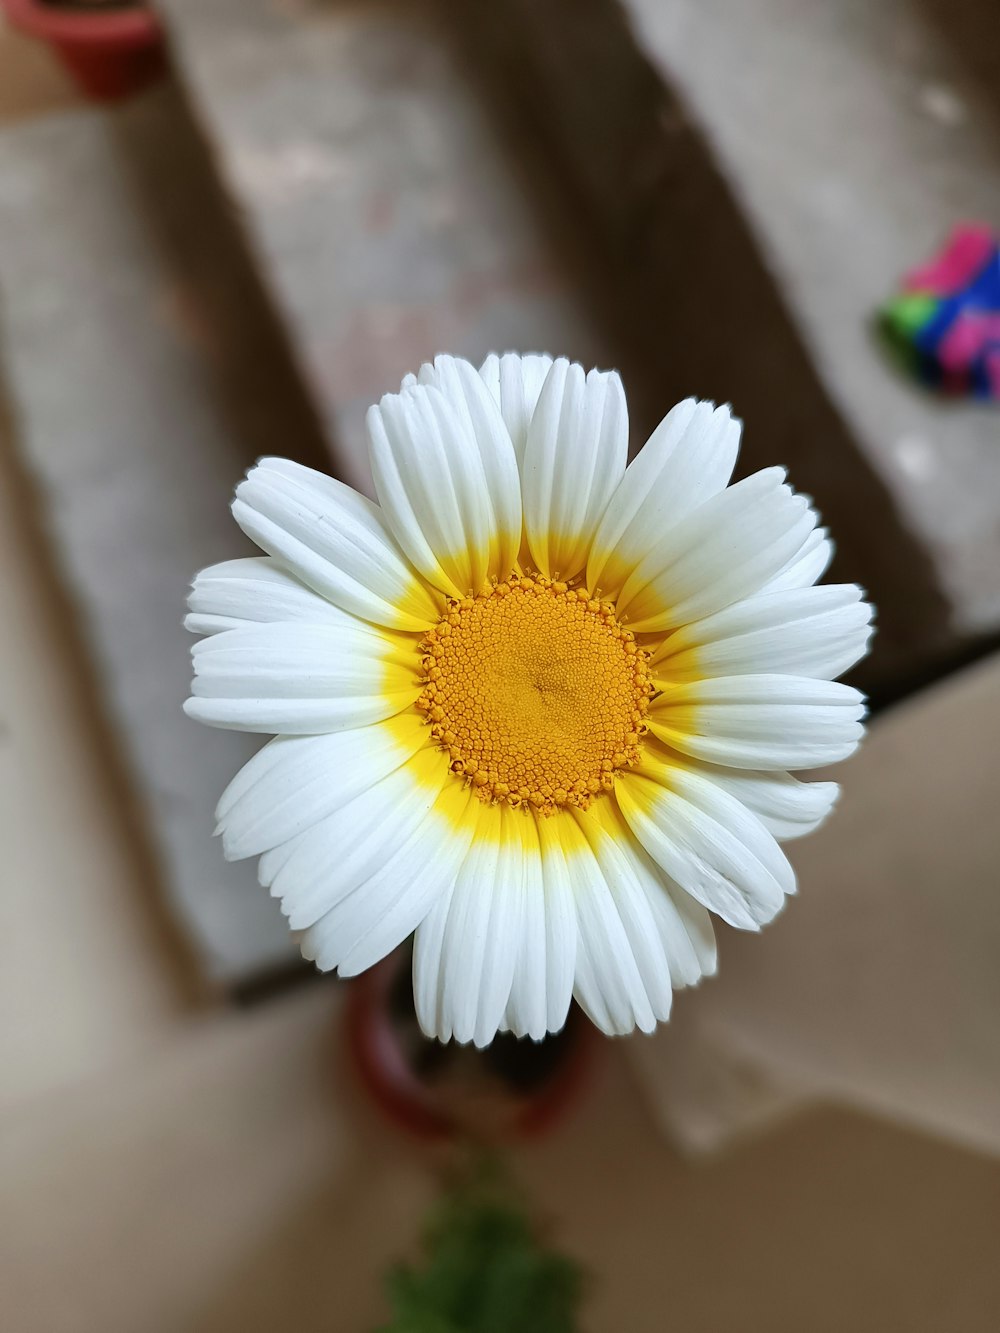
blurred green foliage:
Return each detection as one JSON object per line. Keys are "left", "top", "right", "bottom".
{"left": 376, "top": 1161, "right": 582, "bottom": 1333}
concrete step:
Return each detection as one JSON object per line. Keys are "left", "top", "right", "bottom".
{"left": 0, "top": 109, "right": 296, "bottom": 984}
{"left": 459, "top": 0, "right": 1000, "bottom": 691}
{"left": 154, "top": 0, "right": 606, "bottom": 494}
{"left": 0, "top": 382, "right": 189, "bottom": 1115}
{"left": 629, "top": 0, "right": 1000, "bottom": 643}
{"left": 0, "top": 1, "right": 608, "bottom": 985}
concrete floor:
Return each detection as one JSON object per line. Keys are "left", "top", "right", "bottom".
{"left": 1, "top": 17, "right": 999, "bottom": 1333}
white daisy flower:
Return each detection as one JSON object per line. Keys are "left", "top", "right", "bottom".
{"left": 185, "top": 353, "right": 873, "bottom": 1046}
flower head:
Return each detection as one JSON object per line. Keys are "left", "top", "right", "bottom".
{"left": 185, "top": 354, "right": 872, "bottom": 1045}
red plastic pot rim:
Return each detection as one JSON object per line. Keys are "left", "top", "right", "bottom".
{"left": 1, "top": 0, "right": 162, "bottom": 47}
{"left": 345, "top": 950, "right": 598, "bottom": 1143}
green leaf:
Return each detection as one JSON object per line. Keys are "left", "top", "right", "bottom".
{"left": 375, "top": 1158, "right": 583, "bottom": 1333}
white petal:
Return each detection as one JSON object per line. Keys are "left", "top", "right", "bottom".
{"left": 702, "top": 768, "right": 839, "bottom": 841}
{"left": 233, "top": 458, "right": 441, "bottom": 631}
{"left": 215, "top": 712, "right": 430, "bottom": 861}
{"left": 648, "top": 674, "right": 867, "bottom": 770}
{"left": 413, "top": 355, "right": 522, "bottom": 578}
{"left": 588, "top": 399, "right": 740, "bottom": 596}
{"left": 479, "top": 351, "right": 554, "bottom": 463}
{"left": 762, "top": 524, "right": 833, "bottom": 593}
{"left": 473, "top": 810, "right": 528, "bottom": 1047}
{"left": 299, "top": 763, "right": 476, "bottom": 976}
{"left": 437, "top": 803, "right": 503, "bottom": 1044}
{"left": 423, "top": 802, "right": 528, "bottom": 1047}
{"left": 215, "top": 733, "right": 288, "bottom": 823}
{"left": 616, "top": 768, "right": 795, "bottom": 931}
{"left": 616, "top": 469, "right": 816, "bottom": 633}
{"left": 566, "top": 811, "right": 671, "bottom": 1029}
{"left": 522, "top": 358, "right": 628, "bottom": 581}
{"left": 184, "top": 621, "right": 419, "bottom": 734}
{"left": 561, "top": 813, "right": 657, "bottom": 1036}
{"left": 651, "top": 584, "right": 874, "bottom": 682}
{"left": 437, "top": 805, "right": 578, "bottom": 1045}
{"left": 534, "top": 815, "right": 579, "bottom": 1035}
{"left": 636, "top": 742, "right": 839, "bottom": 843}
{"left": 505, "top": 814, "right": 548, "bottom": 1041}
{"left": 574, "top": 798, "right": 716, "bottom": 991}
{"left": 647, "top": 875, "right": 719, "bottom": 988}
{"left": 257, "top": 833, "right": 304, "bottom": 892}
{"left": 412, "top": 879, "right": 456, "bottom": 1042}
{"left": 185, "top": 556, "right": 354, "bottom": 635}
{"left": 367, "top": 378, "right": 519, "bottom": 598}
{"left": 269, "top": 748, "right": 450, "bottom": 930}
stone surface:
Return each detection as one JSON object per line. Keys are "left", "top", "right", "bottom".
{"left": 0, "top": 0, "right": 608, "bottom": 984}
{"left": 458, "top": 0, "right": 1000, "bottom": 690}
{"left": 653, "top": 650, "right": 1000, "bottom": 1159}
{"left": 628, "top": 0, "right": 1000, "bottom": 639}
{"left": 0, "top": 384, "right": 189, "bottom": 1113}
{"left": 0, "top": 111, "right": 294, "bottom": 982}
{"left": 156, "top": 0, "right": 604, "bottom": 495}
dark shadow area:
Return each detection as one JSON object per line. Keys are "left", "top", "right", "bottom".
{"left": 449, "top": 0, "right": 958, "bottom": 697}
{"left": 916, "top": 0, "right": 1000, "bottom": 121}
{"left": 110, "top": 71, "right": 335, "bottom": 478}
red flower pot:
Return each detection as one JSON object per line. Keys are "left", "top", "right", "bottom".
{"left": 346, "top": 947, "right": 598, "bottom": 1142}
{"left": 2, "top": 0, "right": 166, "bottom": 102}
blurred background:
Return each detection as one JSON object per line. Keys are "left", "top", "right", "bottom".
{"left": 1, "top": 0, "right": 999, "bottom": 1329}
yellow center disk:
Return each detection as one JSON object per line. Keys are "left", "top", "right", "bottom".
{"left": 416, "top": 573, "right": 652, "bottom": 814}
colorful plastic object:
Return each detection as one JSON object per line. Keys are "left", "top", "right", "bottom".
{"left": 880, "top": 223, "right": 1000, "bottom": 399}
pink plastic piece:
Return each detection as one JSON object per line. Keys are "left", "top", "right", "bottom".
{"left": 902, "top": 223, "right": 994, "bottom": 297}
{"left": 937, "top": 310, "right": 1000, "bottom": 375}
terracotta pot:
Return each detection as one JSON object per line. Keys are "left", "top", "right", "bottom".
{"left": 2, "top": 0, "right": 165, "bottom": 102}
{"left": 346, "top": 946, "right": 597, "bottom": 1142}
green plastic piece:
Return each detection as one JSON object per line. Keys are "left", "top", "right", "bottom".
{"left": 881, "top": 291, "right": 938, "bottom": 341}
